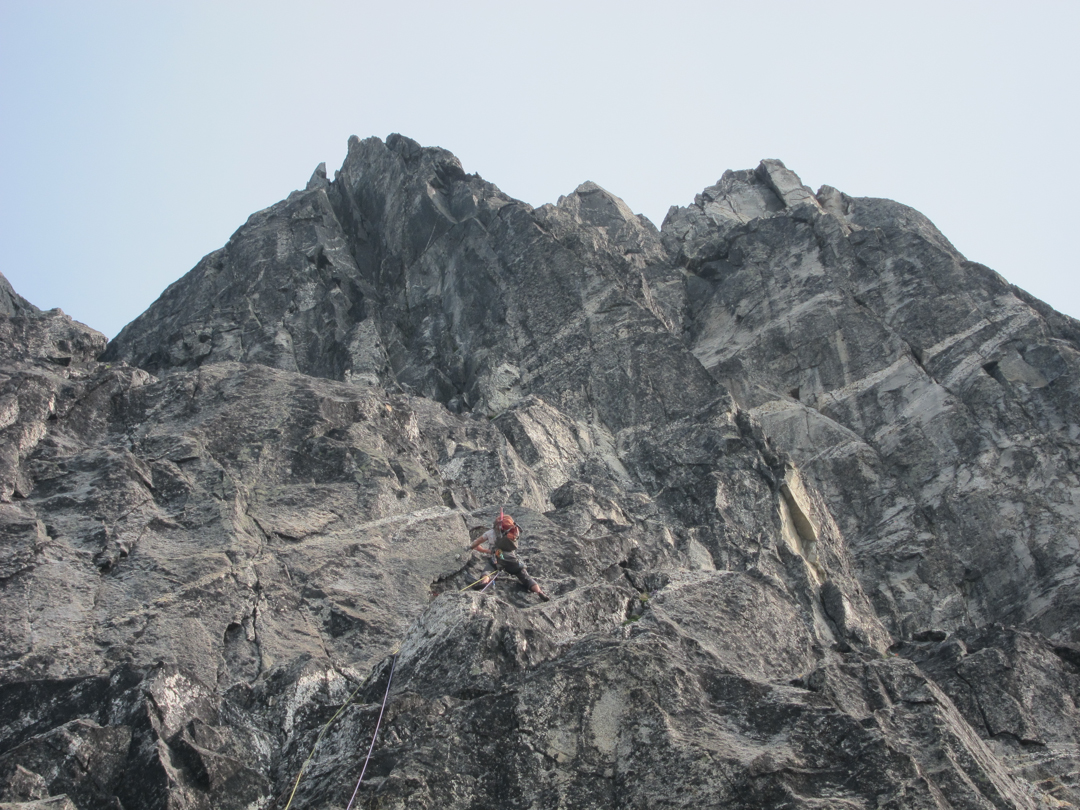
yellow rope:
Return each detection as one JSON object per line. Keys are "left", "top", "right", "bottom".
{"left": 459, "top": 571, "right": 495, "bottom": 592}
{"left": 284, "top": 554, "right": 496, "bottom": 807}
{"left": 281, "top": 650, "right": 399, "bottom": 810}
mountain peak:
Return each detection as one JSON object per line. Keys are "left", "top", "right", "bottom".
{"left": 5, "top": 137, "right": 1080, "bottom": 809}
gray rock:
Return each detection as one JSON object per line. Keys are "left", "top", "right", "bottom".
{"left": 668, "top": 162, "right": 1080, "bottom": 647}
{"left": 0, "top": 308, "right": 111, "bottom": 503}
{"left": 895, "top": 626, "right": 1080, "bottom": 805}
{"left": 2, "top": 139, "right": 1077, "bottom": 808}
{"left": 0, "top": 274, "right": 37, "bottom": 318}
{"left": 0, "top": 798, "right": 79, "bottom": 810}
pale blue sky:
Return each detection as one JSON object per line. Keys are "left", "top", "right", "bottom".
{"left": 2, "top": 1, "right": 1078, "bottom": 338}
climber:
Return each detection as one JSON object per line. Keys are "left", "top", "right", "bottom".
{"left": 468, "top": 511, "right": 550, "bottom": 601}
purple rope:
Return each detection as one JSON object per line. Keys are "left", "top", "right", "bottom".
{"left": 479, "top": 571, "right": 499, "bottom": 593}
{"left": 345, "top": 653, "right": 398, "bottom": 810}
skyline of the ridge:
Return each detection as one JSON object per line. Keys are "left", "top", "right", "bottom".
{"left": 2, "top": 1, "right": 1078, "bottom": 338}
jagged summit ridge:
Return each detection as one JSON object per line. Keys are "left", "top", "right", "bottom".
{"left": 3, "top": 136, "right": 1079, "bottom": 808}
{"left": 106, "top": 135, "right": 1080, "bottom": 639}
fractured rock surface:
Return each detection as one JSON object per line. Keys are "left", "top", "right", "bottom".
{"left": 1, "top": 139, "right": 1077, "bottom": 807}
{"left": 666, "top": 163, "right": 1080, "bottom": 644}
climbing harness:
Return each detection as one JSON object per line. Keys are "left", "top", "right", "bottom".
{"left": 280, "top": 651, "right": 398, "bottom": 810}
{"left": 345, "top": 652, "right": 399, "bottom": 810}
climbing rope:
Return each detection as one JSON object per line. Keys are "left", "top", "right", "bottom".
{"left": 479, "top": 571, "right": 500, "bottom": 593}
{"left": 280, "top": 651, "right": 398, "bottom": 810}
{"left": 280, "top": 678, "right": 366, "bottom": 810}
{"left": 345, "top": 652, "right": 399, "bottom": 810}
{"left": 460, "top": 571, "right": 496, "bottom": 592}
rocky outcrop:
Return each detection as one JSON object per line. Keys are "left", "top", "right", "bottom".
{"left": 895, "top": 626, "right": 1080, "bottom": 805}
{"left": 665, "top": 163, "right": 1080, "bottom": 647}
{"left": 0, "top": 303, "right": 111, "bottom": 505}
{"left": 2, "top": 138, "right": 1077, "bottom": 808}
{"left": 0, "top": 273, "right": 37, "bottom": 318}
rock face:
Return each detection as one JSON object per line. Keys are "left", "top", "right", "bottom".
{"left": 0, "top": 273, "right": 38, "bottom": 318}
{"left": 666, "top": 164, "right": 1080, "bottom": 644}
{"left": 2, "top": 138, "right": 1078, "bottom": 808}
